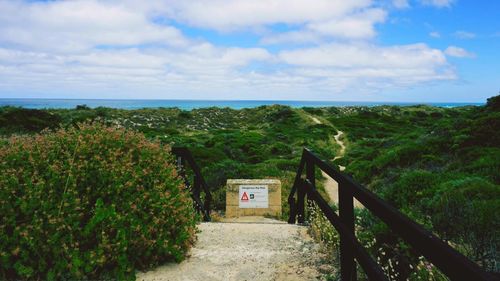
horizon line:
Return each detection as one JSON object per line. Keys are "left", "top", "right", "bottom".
{"left": 0, "top": 97, "right": 486, "bottom": 104}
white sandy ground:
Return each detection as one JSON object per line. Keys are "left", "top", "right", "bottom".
{"left": 308, "top": 114, "right": 363, "bottom": 208}
{"left": 136, "top": 217, "right": 333, "bottom": 281}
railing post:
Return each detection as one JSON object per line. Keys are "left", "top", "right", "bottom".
{"left": 172, "top": 147, "right": 212, "bottom": 222}
{"left": 177, "top": 156, "right": 190, "bottom": 189}
{"left": 306, "top": 159, "right": 315, "bottom": 188}
{"left": 306, "top": 159, "right": 315, "bottom": 221}
{"left": 203, "top": 194, "right": 211, "bottom": 222}
{"left": 176, "top": 156, "right": 183, "bottom": 173}
{"left": 288, "top": 196, "right": 297, "bottom": 224}
{"left": 339, "top": 181, "right": 357, "bottom": 281}
{"left": 193, "top": 174, "right": 201, "bottom": 210}
{"left": 297, "top": 179, "right": 306, "bottom": 224}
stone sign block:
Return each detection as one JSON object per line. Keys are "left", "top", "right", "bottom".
{"left": 226, "top": 179, "right": 281, "bottom": 218}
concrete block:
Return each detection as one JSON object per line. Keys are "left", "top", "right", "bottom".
{"left": 226, "top": 179, "right": 282, "bottom": 218}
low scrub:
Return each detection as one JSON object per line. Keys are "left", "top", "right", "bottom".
{"left": 0, "top": 123, "right": 196, "bottom": 280}
{"left": 0, "top": 107, "right": 61, "bottom": 134}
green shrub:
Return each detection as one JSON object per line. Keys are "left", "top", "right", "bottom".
{"left": 468, "top": 112, "right": 500, "bottom": 147}
{"left": 178, "top": 111, "right": 192, "bottom": 119}
{"left": 383, "top": 170, "right": 438, "bottom": 209}
{"left": 264, "top": 106, "right": 297, "bottom": 123}
{"left": 302, "top": 107, "right": 324, "bottom": 115}
{"left": 75, "top": 104, "right": 91, "bottom": 110}
{"left": 0, "top": 107, "right": 61, "bottom": 134}
{"left": 0, "top": 123, "right": 197, "bottom": 280}
{"left": 269, "top": 143, "right": 292, "bottom": 156}
{"left": 486, "top": 94, "right": 500, "bottom": 111}
{"left": 430, "top": 177, "right": 500, "bottom": 271}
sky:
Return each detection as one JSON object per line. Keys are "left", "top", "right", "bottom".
{"left": 0, "top": 0, "right": 498, "bottom": 102}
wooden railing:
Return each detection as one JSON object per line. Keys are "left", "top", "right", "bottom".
{"left": 171, "top": 147, "right": 211, "bottom": 222}
{"left": 288, "top": 148, "right": 496, "bottom": 281}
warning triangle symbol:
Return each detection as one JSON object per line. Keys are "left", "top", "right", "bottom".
{"left": 241, "top": 192, "right": 249, "bottom": 201}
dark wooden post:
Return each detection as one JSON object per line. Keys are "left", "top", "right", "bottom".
{"left": 203, "top": 193, "right": 211, "bottom": 222}
{"left": 306, "top": 159, "right": 315, "bottom": 189}
{"left": 176, "top": 156, "right": 183, "bottom": 172}
{"left": 297, "top": 179, "right": 306, "bottom": 224}
{"left": 306, "top": 159, "right": 315, "bottom": 220}
{"left": 339, "top": 181, "right": 357, "bottom": 281}
{"left": 288, "top": 195, "right": 297, "bottom": 224}
{"left": 193, "top": 175, "right": 201, "bottom": 205}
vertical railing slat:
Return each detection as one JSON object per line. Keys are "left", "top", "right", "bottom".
{"left": 297, "top": 179, "right": 306, "bottom": 224}
{"left": 339, "top": 180, "right": 357, "bottom": 280}
{"left": 305, "top": 159, "right": 315, "bottom": 224}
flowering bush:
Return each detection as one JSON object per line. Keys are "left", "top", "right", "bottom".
{"left": 0, "top": 123, "right": 197, "bottom": 280}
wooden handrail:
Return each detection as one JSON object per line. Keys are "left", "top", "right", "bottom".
{"left": 171, "top": 147, "right": 212, "bottom": 222}
{"left": 288, "top": 148, "right": 497, "bottom": 281}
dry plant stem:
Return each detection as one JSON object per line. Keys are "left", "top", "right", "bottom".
{"left": 58, "top": 138, "right": 80, "bottom": 217}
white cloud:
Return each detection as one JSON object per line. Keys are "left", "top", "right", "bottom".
{"left": 0, "top": 45, "right": 276, "bottom": 98}
{"left": 453, "top": 31, "right": 476, "bottom": 39}
{"left": 429, "top": 31, "right": 441, "bottom": 38}
{"left": 260, "top": 31, "right": 323, "bottom": 45}
{"left": 279, "top": 43, "right": 448, "bottom": 68}
{"left": 0, "top": 0, "right": 458, "bottom": 100}
{"left": 0, "top": 41, "right": 456, "bottom": 99}
{"left": 163, "top": 0, "right": 386, "bottom": 44}
{"left": 160, "top": 0, "right": 372, "bottom": 31}
{"left": 421, "top": 0, "right": 454, "bottom": 8}
{"left": 0, "top": 1, "right": 190, "bottom": 53}
{"left": 307, "top": 9, "right": 386, "bottom": 39}
{"left": 261, "top": 8, "right": 386, "bottom": 44}
{"left": 278, "top": 42, "right": 456, "bottom": 92}
{"left": 444, "top": 46, "right": 476, "bottom": 58}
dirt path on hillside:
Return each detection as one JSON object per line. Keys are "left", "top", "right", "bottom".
{"left": 308, "top": 115, "right": 362, "bottom": 208}
{"left": 136, "top": 217, "right": 331, "bottom": 281}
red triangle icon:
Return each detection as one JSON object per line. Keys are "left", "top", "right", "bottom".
{"left": 241, "top": 192, "right": 249, "bottom": 201}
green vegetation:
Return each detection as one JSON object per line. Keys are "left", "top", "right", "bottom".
{"left": 0, "top": 107, "right": 61, "bottom": 135}
{"left": 0, "top": 95, "right": 498, "bottom": 279}
{"left": 0, "top": 123, "right": 196, "bottom": 280}
{"left": 330, "top": 96, "right": 500, "bottom": 278}
{"left": 2, "top": 104, "right": 337, "bottom": 218}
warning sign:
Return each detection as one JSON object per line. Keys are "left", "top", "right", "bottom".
{"left": 239, "top": 185, "right": 268, "bottom": 208}
{"left": 241, "top": 192, "right": 249, "bottom": 201}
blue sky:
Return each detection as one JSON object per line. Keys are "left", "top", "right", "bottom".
{"left": 0, "top": 0, "right": 498, "bottom": 102}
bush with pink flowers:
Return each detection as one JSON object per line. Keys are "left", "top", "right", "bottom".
{"left": 0, "top": 123, "right": 197, "bottom": 280}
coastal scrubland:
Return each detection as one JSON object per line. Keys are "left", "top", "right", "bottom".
{"left": 0, "top": 95, "right": 498, "bottom": 280}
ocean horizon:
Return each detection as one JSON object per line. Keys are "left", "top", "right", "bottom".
{"left": 0, "top": 98, "right": 485, "bottom": 110}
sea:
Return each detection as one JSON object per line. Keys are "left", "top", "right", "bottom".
{"left": 0, "top": 98, "right": 484, "bottom": 110}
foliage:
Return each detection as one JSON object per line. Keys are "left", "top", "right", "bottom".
{"left": 0, "top": 123, "right": 197, "bottom": 280}
{"left": 0, "top": 107, "right": 61, "bottom": 134}
{"left": 328, "top": 96, "right": 500, "bottom": 277}
{"left": 486, "top": 94, "right": 500, "bottom": 111}
{"left": 308, "top": 203, "right": 339, "bottom": 258}
{"left": 1, "top": 94, "right": 499, "bottom": 279}
{"left": 307, "top": 203, "right": 340, "bottom": 278}
{"left": 429, "top": 177, "right": 500, "bottom": 271}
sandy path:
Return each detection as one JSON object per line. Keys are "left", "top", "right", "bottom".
{"left": 310, "top": 116, "right": 322, "bottom": 124}
{"left": 320, "top": 130, "right": 362, "bottom": 208}
{"left": 308, "top": 114, "right": 362, "bottom": 208}
{"left": 136, "top": 217, "right": 328, "bottom": 281}
{"left": 332, "top": 130, "right": 346, "bottom": 171}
